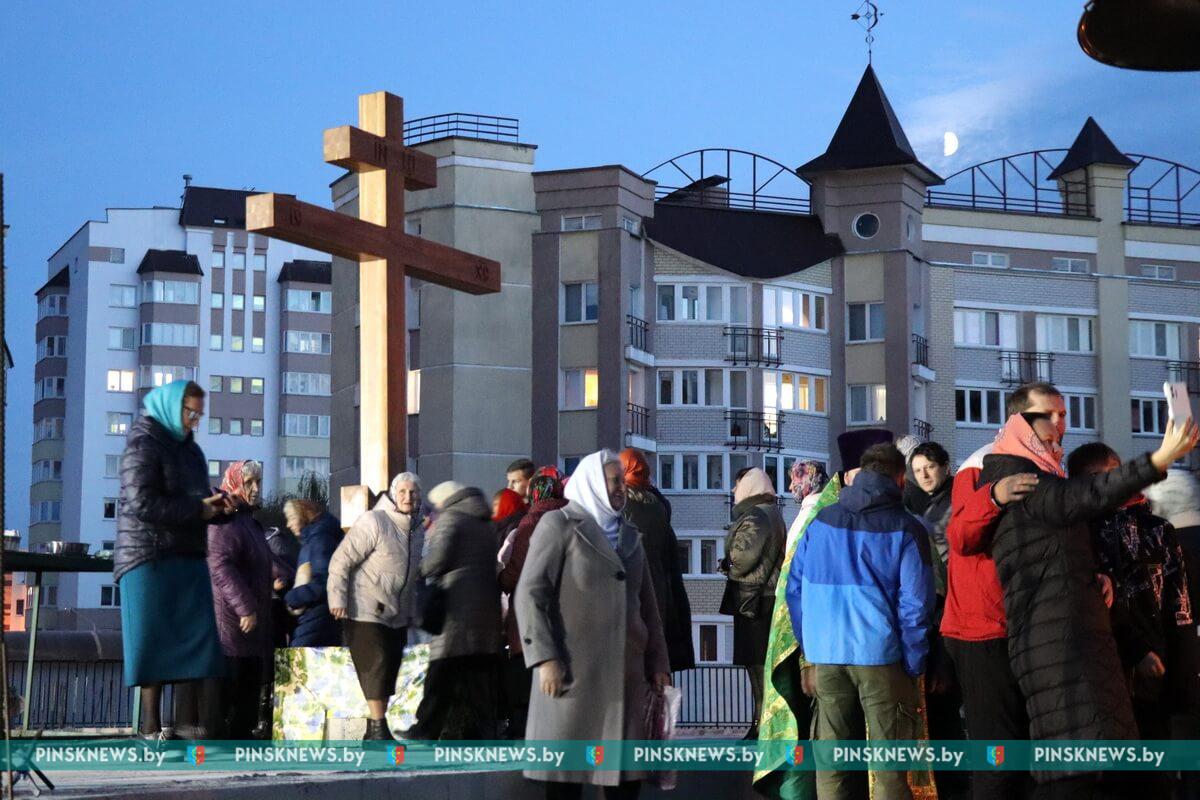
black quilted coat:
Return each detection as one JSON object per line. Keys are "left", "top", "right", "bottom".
{"left": 114, "top": 415, "right": 211, "bottom": 582}
{"left": 980, "top": 452, "right": 1162, "bottom": 756}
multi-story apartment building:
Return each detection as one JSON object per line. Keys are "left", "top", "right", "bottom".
{"left": 531, "top": 64, "right": 1200, "bottom": 664}
{"left": 31, "top": 185, "right": 329, "bottom": 628}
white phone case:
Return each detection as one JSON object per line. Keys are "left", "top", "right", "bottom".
{"left": 1164, "top": 381, "right": 1193, "bottom": 425}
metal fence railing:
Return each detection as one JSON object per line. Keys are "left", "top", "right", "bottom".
{"left": 673, "top": 665, "right": 753, "bottom": 727}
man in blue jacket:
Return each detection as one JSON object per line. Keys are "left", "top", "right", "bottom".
{"left": 787, "top": 442, "right": 935, "bottom": 799}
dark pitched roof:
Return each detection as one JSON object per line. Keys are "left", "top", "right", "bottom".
{"left": 643, "top": 203, "right": 843, "bottom": 280}
{"left": 179, "top": 186, "right": 254, "bottom": 229}
{"left": 278, "top": 259, "right": 332, "bottom": 284}
{"left": 36, "top": 266, "right": 69, "bottom": 294}
{"left": 798, "top": 65, "right": 942, "bottom": 184}
{"left": 136, "top": 249, "right": 203, "bottom": 276}
{"left": 1048, "top": 117, "right": 1136, "bottom": 179}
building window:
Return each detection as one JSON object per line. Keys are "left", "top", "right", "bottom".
{"left": 1065, "top": 394, "right": 1098, "bottom": 431}
{"left": 658, "top": 454, "right": 675, "bottom": 490}
{"left": 676, "top": 537, "right": 724, "bottom": 577}
{"left": 765, "top": 455, "right": 808, "bottom": 496}
{"left": 621, "top": 216, "right": 640, "bottom": 235}
{"left": 138, "top": 365, "right": 197, "bottom": 390}
{"left": 212, "top": 250, "right": 225, "bottom": 269}
{"left": 35, "top": 377, "right": 66, "bottom": 401}
{"left": 764, "top": 372, "right": 828, "bottom": 414}
{"left": 853, "top": 212, "right": 880, "bottom": 239}
{"left": 210, "top": 334, "right": 223, "bottom": 350}
{"left": 250, "top": 378, "right": 264, "bottom": 394}
{"left": 141, "top": 280, "right": 199, "bottom": 304}
{"left": 955, "top": 387, "right": 1007, "bottom": 426}
{"left": 562, "top": 282, "right": 599, "bottom": 323}
{"left": 1131, "top": 397, "right": 1170, "bottom": 435}
{"left": 104, "top": 455, "right": 121, "bottom": 478}
{"left": 231, "top": 335, "right": 244, "bottom": 352}
{"left": 211, "top": 292, "right": 224, "bottom": 309}
{"left": 37, "top": 335, "right": 67, "bottom": 360}
{"left": 250, "top": 419, "right": 264, "bottom": 437}
{"left": 657, "top": 368, "right": 726, "bottom": 406}
{"left": 35, "top": 418, "right": 64, "bottom": 441}
{"left": 282, "top": 372, "right": 331, "bottom": 396}
{"left": 252, "top": 295, "right": 266, "bottom": 311}
{"left": 971, "top": 251, "right": 1010, "bottom": 268}
{"left": 656, "top": 284, "right": 755, "bottom": 325}
{"left": 251, "top": 336, "right": 265, "bottom": 353}
{"left": 230, "top": 377, "right": 243, "bottom": 393}
{"left": 30, "top": 500, "right": 61, "bottom": 524}
{"left": 232, "top": 294, "right": 245, "bottom": 311}
{"left": 284, "top": 413, "right": 330, "bottom": 438}
{"left": 252, "top": 253, "right": 267, "bottom": 270}
{"left": 564, "top": 368, "right": 599, "bottom": 409}
{"left": 847, "top": 302, "right": 885, "bottom": 343}
{"left": 209, "top": 417, "right": 222, "bottom": 435}
{"left": 562, "top": 456, "right": 582, "bottom": 475}
{"left": 100, "top": 585, "right": 121, "bottom": 607}
{"left": 106, "top": 412, "right": 133, "bottom": 435}
{"left": 1129, "top": 320, "right": 1181, "bottom": 359}
{"left": 764, "top": 286, "right": 828, "bottom": 331}
{"left": 106, "top": 369, "right": 135, "bottom": 392}
{"left": 287, "top": 289, "right": 332, "bottom": 313}
{"left": 231, "top": 252, "right": 246, "bottom": 270}
{"left": 108, "top": 285, "right": 136, "bottom": 308}
{"left": 208, "top": 460, "right": 222, "bottom": 477}
{"left": 141, "top": 323, "right": 199, "bottom": 347}
{"left": 848, "top": 384, "right": 887, "bottom": 425}
{"left": 107, "top": 326, "right": 135, "bottom": 350}
{"left": 102, "top": 498, "right": 118, "bottom": 520}
{"left": 209, "top": 375, "right": 222, "bottom": 392}
{"left": 561, "top": 214, "right": 602, "bottom": 231}
{"left": 954, "top": 309, "right": 1018, "bottom": 348}
{"left": 32, "top": 460, "right": 63, "bottom": 482}
{"left": 280, "top": 456, "right": 331, "bottom": 479}
{"left": 1139, "top": 264, "right": 1176, "bottom": 281}
{"left": 1051, "top": 257, "right": 1089, "bottom": 274}
{"left": 229, "top": 419, "right": 243, "bottom": 436}
{"left": 1036, "top": 315, "right": 1094, "bottom": 354}
{"left": 284, "top": 331, "right": 332, "bottom": 355}
{"left": 657, "top": 285, "right": 676, "bottom": 321}
{"left": 408, "top": 369, "right": 421, "bottom": 415}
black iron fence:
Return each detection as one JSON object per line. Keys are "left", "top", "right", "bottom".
{"left": 724, "top": 327, "right": 782, "bottom": 367}
{"left": 913, "top": 418, "right": 933, "bottom": 442}
{"left": 403, "top": 113, "right": 520, "bottom": 146}
{"left": 999, "top": 350, "right": 1054, "bottom": 386}
{"left": 912, "top": 333, "right": 929, "bottom": 368}
{"left": 726, "top": 410, "right": 783, "bottom": 451}
{"left": 626, "top": 314, "right": 650, "bottom": 352}
{"left": 627, "top": 402, "right": 650, "bottom": 439}
{"left": 673, "top": 665, "right": 752, "bottom": 727}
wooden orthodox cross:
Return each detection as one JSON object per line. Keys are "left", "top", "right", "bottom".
{"left": 246, "top": 91, "right": 501, "bottom": 496}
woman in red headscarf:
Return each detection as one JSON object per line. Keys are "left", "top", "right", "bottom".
{"left": 492, "top": 488, "right": 528, "bottom": 553}
{"left": 206, "top": 460, "right": 284, "bottom": 738}
{"left": 619, "top": 448, "right": 694, "bottom": 674}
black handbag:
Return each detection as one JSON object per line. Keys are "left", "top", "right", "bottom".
{"left": 415, "top": 578, "right": 447, "bottom": 635}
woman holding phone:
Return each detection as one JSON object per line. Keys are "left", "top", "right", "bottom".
{"left": 115, "top": 379, "right": 230, "bottom": 739}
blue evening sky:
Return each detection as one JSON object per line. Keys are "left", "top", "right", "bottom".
{"left": 3, "top": 1, "right": 1199, "bottom": 532}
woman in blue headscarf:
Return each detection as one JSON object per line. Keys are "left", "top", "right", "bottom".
{"left": 115, "top": 379, "right": 230, "bottom": 739}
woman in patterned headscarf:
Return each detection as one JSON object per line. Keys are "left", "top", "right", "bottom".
{"left": 497, "top": 466, "right": 567, "bottom": 738}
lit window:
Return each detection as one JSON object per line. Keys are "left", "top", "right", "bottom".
{"left": 208, "top": 460, "right": 221, "bottom": 477}
{"left": 408, "top": 369, "right": 421, "bottom": 415}
{"left": 230, "top": 377, "right": 243, "bottom": 393}
{"left": 564, "top": 368, "right": 599, "bottom": 409}
{"left": 106, "top": 369, "right": 135, "bottom": 392}
{"left": 250, "top": 378, "right": 264, "bottom": 394}
{"left": 106, "top": 412, "right": 133, "bottom": 435}
{"left": 251, "top": 336, "right": 265, "bottom": 353}
{"left": 231, "top": 335, "right": 244, "bottom": 352}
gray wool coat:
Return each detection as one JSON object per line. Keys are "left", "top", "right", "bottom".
{"left": 515, "top": 501, "right": 670, "bottom": 786}
{"left": 419, "top": 487, "right": 503, "bottom": 661}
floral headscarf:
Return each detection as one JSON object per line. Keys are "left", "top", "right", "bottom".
{"left": 529, "top": 466, "right": 566, "bottom": 504}
{"left": 789, "top": 460, "right": 829, "bottom": 503}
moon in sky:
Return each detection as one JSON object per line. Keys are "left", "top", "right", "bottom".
{"left": 944, "top": 131, "right": 960, "bottom": 157}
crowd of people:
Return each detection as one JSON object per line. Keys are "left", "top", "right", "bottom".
{"left": 114, "top": 378, "right": 1200, "bottom": 800}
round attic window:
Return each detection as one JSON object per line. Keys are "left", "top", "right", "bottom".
{"left": 853, "top": 212, "right": 880, "bottom": 239}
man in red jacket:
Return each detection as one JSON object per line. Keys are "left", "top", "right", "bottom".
{"left": 941, "top": 383, "right": 1061, "bottom": 800}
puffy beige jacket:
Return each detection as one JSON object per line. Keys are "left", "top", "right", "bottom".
{"left": 326, "top": 496, "right": 423, "bottom": 628}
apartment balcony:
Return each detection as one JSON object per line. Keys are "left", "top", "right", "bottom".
{"left": 624, "top": 402, "right": 655, "bottom": 451}
{"left": 724, "top": 327, "right": 782, "bottom": 368}
{"left": 911, "top": 333, "right": 935, "bottom": 383}
{"left": 999, "top": 350, "right": 1053, "bottom": 387}
{"left": 725, "top": 410, "right": 783, "bottom": 452}
{"left": 1167, "top": 361, "right": 1200, "bottom": 395}
{"left": 625, "top": 315, "right": 654, "bottom": 367}
{"left": 913, "top": 418, "right": 933, "bottom": 442}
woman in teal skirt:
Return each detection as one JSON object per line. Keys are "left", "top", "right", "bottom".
{"left": 115, "top": 380, "right": 230, "bottom": 739}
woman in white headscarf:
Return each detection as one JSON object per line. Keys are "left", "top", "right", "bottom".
{"left": 721, "top": 467, "right": 786, "bottom": 739}
{"left": 515, "top": 450, "right": 671, "bottom": 800}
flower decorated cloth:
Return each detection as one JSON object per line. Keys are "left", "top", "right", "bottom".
{"left": 753, "top": 477, "right": 938, "bottom": 800}
{"left": 272, "top": 644, "right": 429, "bottom": 740}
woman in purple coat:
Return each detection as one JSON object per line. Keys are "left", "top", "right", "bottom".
{"left": 207, "top": 460, "right": 277, "bottom": 739}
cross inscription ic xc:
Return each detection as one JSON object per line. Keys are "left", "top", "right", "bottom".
{"left": 246, "top": 91, "right": 501, "bottom": 496}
